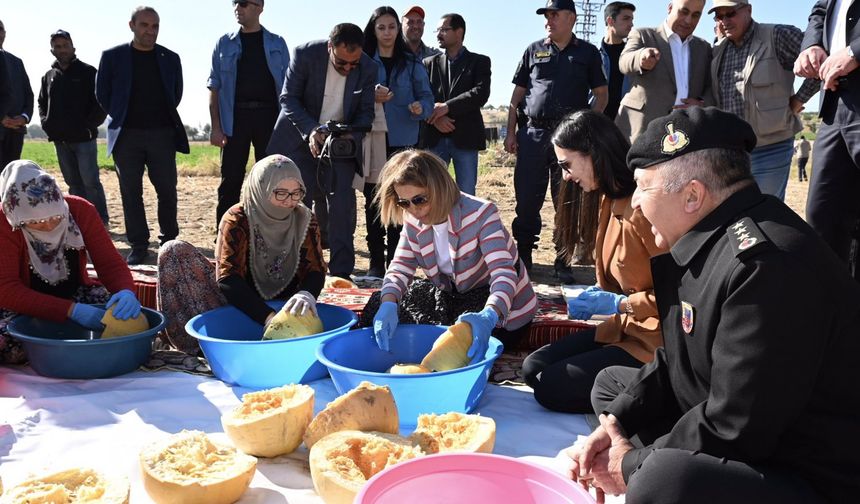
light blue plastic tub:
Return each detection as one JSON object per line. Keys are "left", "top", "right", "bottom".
{"left": 316, "top": 324, "right": 503, "bottom": 430}
{"left": 186, "top": 301, "right": 357, "bottom": 388}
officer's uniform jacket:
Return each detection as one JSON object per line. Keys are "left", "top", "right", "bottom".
{"left": 604, "top": 184, "right": 860, "bottom": 503}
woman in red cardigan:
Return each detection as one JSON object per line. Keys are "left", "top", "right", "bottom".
{"left": 0, "top": 161, "right": 141, "bottom": 364}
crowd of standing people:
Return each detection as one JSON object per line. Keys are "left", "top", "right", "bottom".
{"left": 1, "top": 0, "right": 859, "bottom": 502}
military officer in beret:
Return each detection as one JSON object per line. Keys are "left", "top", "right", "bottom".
{"left": 568, "top": 107, "right": 860, "bottom": 503}
{"left": 504, "top": 0, "right": 608, "bottom": 282}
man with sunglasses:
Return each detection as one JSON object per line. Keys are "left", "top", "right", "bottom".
{"left": 208, "top": 0, "right": 289, "bottom": 229}
{"left": 710, "top": 0, "right": 817, "bottom": 202}
{"left": 266, "top": 23, "right": 376, "bottom": 280}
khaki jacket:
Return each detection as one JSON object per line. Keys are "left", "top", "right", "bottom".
{"left": 594, "top": 196, "right": 667, "bottom": 363}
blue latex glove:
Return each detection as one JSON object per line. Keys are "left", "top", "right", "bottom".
{"left": 568, "top": 286, "right": 625, "bottom": 320}
{"left": 105, "top": 289, "right": 141, "bottom": 320}
{"left": 457, "top": 306, "right": 500, "bottom": 363}
{"left": 69, "top": 303, "right": 107, "bottom": 330}
{"left": 373, "top": 301, "right": 399, "bottom": 352}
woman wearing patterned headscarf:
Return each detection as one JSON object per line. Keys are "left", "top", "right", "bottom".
{"left": 0, "top": 160, "right": 140, "bottom": 364}
{"left": 157, "top": 154, "right": 326, "bottom": 353}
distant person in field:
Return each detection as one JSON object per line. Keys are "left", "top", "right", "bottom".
{"left": 422, "top": 13, "right": 492, "bottom": 196}
{"left": 794, "top": 134, "right": 810, "bottom": 182}
{"left": 599, "top": 2, "right": 636, "bottom": 120}
{"left": 38, "top": 30, "right": 109, "bottom": 225}
{"left": 0, "top": 19, "right": 34, "bottom": 170}
{"left": 96, "top": 6, "right": 189, "bottom": 265}
{"left": 504, "top": 0, "right": 607, "bottom": 284}
{"left": 401, "top": 5, "right": 441, "bottom": 61}
{"left": 208, "top": 0, "right": 289, "bottom": 229}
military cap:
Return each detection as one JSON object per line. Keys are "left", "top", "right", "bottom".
{"left": 627, "top": 106, "right": 757, "bottom": 170}
{"left": 537, "top": 0, "right": 577, "bottom": 15}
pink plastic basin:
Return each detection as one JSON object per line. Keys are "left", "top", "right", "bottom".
{"left": 356, "top": 453, "right": 596, "bottom": 504}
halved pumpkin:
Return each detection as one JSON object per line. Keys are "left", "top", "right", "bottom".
{"left": 309, "top": 430, "right": 425, "bottom": 504}
{"left": 221, "top": 384, "right": 315, "bottom": 457}
{"left": 0, "top": 468, "right": 129, "bottom": 504}
{"left": 409, "top": 412, "right": 496, "bottom": 454}
{"left": 387, "top": 363, "right": 431, "bottom": 374}
{"left": 262, "top": 310, "right": 324, "bottom": 340}
{"left": 100, "top": 306, "right": 149, "bottom": 339}
{"left": 139, "top": 430, "right": 256, "bottom": 504}
{"left": 303, "top": 381, "right": 399, "bottom": 449}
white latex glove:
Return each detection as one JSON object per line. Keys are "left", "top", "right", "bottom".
{"left": 283, "top": 290, "right": 317, "bottom": 316}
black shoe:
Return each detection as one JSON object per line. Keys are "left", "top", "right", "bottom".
{"left": 366, "top": 265, "right": 386, "bottom": 279}
{"left": 554, "top": 258, "right": 576, "bottom": 284}
{"left": 518, "top": 247, "right": 533, "bottom": 272}
{"left": 127, "top": 248, "right": 150, "bottom": 265}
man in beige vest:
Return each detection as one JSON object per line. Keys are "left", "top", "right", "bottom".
{"left": 614, "top": 0, "right": 712, "bottom": 143}
{"left": 710, "top": 0, "right": 818, "bottom": 201}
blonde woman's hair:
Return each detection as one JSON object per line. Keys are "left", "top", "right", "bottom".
{"left": 374, "top": 149, "right": 461, "bottom": 227}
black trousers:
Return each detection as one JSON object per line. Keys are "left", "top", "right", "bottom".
{"left": 590, "top": 366, "right": 825, "bottom": 504}
{"left": 511, "top": 125, "right": 564, "bottom": 257}
{"left": 362, "top": 182, "right": 400, "bottom": 267}
{"left": 0, "top": 128, "right": 25, "bottom": 169}
{"left": 521, "top": 329, "right": 641, "bottom": 413}
{"left": 806, "top": 97, "right": 860, "bottom": 270}
{"left": 112, "top": 127, "right": 179, "bottom": 250}
{"left": 215, "top": 107, "right": 279, "bottom": 226}
{"left": 797, "top": 156, "right": 808, "bottom": 181}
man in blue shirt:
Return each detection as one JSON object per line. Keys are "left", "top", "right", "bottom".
{"left": 504, "top": 0, "right": 607, "bottom": 282}
{"left": 208, "top": 0, "right": 289, "bottom": 228}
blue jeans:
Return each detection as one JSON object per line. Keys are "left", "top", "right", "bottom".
{"left": 430, "top": 138, "right": 479, "bottom": 195}
{"left": 750, "top": 138, "right": 794, "bottom": 201}
{"left": 55, "top": 139, "right": 109, "bottom": 223}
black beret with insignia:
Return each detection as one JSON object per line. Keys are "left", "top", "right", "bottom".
{"left": 627, "top": 106, "right": 757, "bottom": 171}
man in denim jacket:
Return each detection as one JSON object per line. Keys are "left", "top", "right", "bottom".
{"left": 208, "top": 0, "right": 289, "bottom": 227}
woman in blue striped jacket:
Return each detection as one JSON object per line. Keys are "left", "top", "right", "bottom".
{"left": 362, "top": 149, "right": 537, "bottom": 358}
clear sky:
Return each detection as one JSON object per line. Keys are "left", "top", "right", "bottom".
{"left": 1, "top": 0, "right": 819, "bottom": 128}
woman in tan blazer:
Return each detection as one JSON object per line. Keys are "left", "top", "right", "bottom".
{"left": 522, "top": 110, "right": 667, "bottom": 413}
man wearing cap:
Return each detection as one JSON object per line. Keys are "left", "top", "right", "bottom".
{"left": 97, "top": 6, "right": 189, "bottom": 265}
{"left": 402, "top": 5, "right": 441, "bottom": 61}
{"left": 208, "top": 0, "right": 289, "bottom": 229}
{"left": 710, "top": 0, "right": 817, "bottom": 202}
{"left": 504, "top": 0, "right": 607, "bottom": 282}
{"left": 422, "top": 13, "right": 491, "bottom": 195}
{"left": 795, "top": 0, "right": 860, "bottom": 280}
{"left": 0, "top": 20, "right": 34, "bottom": 170}
{"left": 567, "top": 106, "right": 860, "bottom": 503}
{"left": 614, "top": 0, "right": 712, "bottom": 143}
{"left": 38, "top": 30, "right": 109, "bottom": 225}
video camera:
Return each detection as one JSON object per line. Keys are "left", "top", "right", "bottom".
{"left": 319, "top": 120, "right": 371, "bottom": 159}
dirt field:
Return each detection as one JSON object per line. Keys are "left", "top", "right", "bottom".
{"left": 92, "top": 155, "right": 809, "bottom": 285}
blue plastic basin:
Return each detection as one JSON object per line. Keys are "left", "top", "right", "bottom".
{"left": 186, "top": 302, "right": 358, "bottom": 388}
{"left": 316, "top": 325, "right": 503, "bottom": 429}
{"left": 7, "top": 307, "right": 166, "bottom": 379}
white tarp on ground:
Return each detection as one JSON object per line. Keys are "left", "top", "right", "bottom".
{"left": 0, "top": 366, "right": 610, "bottom": 503}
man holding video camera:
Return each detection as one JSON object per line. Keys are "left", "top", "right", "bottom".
{"left": 267, "top": 23, "right": 377, "bottom": 279}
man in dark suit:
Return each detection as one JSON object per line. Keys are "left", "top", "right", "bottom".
{"left": 795, "top": 0, "right": 860, "bottom": 279}
{"left": 97, "top": 6, "right": 189, "bottom": 265}
{"left": 266, "top": 23, "right": 376, "bottom": 280}
{"left": 422, "top": 13, "right": 491, "bottom": 195}
{"left": 0, "top": 20, "right": 34, "bottom": 170}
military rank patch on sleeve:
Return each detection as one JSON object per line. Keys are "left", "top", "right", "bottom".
{"left": 727, "top": 217, "right": 768, "bottom": 258}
